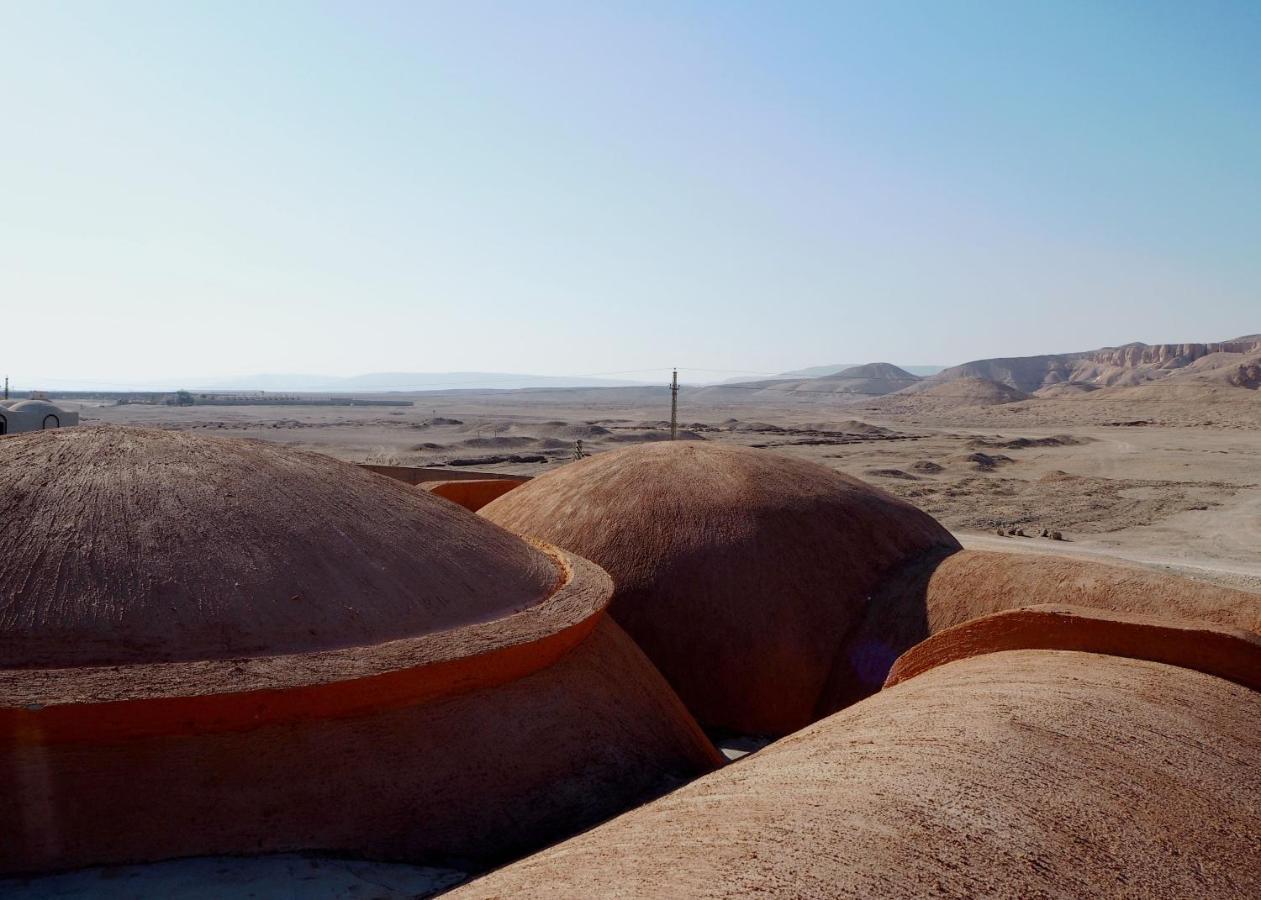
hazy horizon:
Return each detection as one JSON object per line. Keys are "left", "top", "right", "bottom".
{"left": 3, "top": 2, "right": 1258, "bottom": 381}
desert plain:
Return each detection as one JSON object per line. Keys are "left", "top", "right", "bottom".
{"left": 66, "top": 372, "right": 1261, "bottom": 595}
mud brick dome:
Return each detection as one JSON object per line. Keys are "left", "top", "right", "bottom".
{"left": 453, "top": 606, "right": 1261, "bottom": 899}
{"left": 0, "top": 426, "right": 559, "bottom": 667}
{"left": 480, "top": 441, "right": 960, "bottom": 734}
{"left": 0, "top": 426, "right": 721, "bottom": 875}
{"left": 915, "top": 549, "right": 1261, "bottom": 635}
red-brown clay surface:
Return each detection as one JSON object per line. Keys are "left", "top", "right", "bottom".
{"left": 822, "top": 546, "right": 1261, "bottom": 712}
{"left": 480, "top": 442, "right": 958, "bottom": 734}
{"left": 424, "top": 478, "right": 525, "bottom": 511}
{"left": 885, "top": 603, "right": 1261, "bottom": 692}
{"left": 2, "top": 617, "right": 722, "bottom": 876}
{"left": 922, "top": 549, "right": 1261, "bottom": 634}
{"left": 0, "top": 426, "right": 722, "bottom": 875}
{"left": 360, "top": 464, "right": 531, "bottom": 488}
{"left": 453, "top": 650, "right": 1261, "bottom": 899}
{"left": 0, "top": 426, "right": 555, "bottom": 667}
{"left": 0, "top": 543, "right": 604, "bottom": 741}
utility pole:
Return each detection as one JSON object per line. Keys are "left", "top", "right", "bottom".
{"left": 3, "top": 376, "right": 7, "bottom": 400}
{"left": 669, "top": 368, "right": 679, "bottom": 440}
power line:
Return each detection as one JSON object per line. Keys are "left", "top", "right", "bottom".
{"left": 669, "top": 369, "right": 679, "bottom": 440}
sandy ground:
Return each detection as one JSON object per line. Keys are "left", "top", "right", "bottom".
{"left": 67, "top": 391, "right": 1261, "bottom": 591}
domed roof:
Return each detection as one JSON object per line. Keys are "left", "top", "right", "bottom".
{"left": 0, "top": 425, "right": 557, "bottom": 667}
{"left": 835, "top": 549, "right": 1261, "bottom": 708}
{"left": 9, "top": 399, "right": 62, "bottom": 414}
{"left": 922, "top": 549, "right": 1261, "bottom": 635}
{"left": 0, "top": 399, "right": 22, "bottom": 409}
{"left": 480, "top": 441, "right": 959, "bottom": 734}
{"left": 453, "top": 616, "right": 1261, "bottom": 899}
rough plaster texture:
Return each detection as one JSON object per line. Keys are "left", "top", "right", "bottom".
{"left": 455, "top": 650, "right": 1261, "bottom": 899}
{"left": 0, "top": 426, "right": 721, "bottom": 875}
{"left": 0, "top": 544, "right": 605, "bottom": 734}
{"left": 481, "top": 442, "right": 959, "bottom": 734}
{"left": 0, "top": 426, "right": 555, "bottom": 667}
{"left": 886, "top": 603, "right": 1261, "bottom": 692}
{"left": 921, "top": 549, "right": 1261, "bottom": 634}
{"left": 1, "top": 618, "right": 721, "bottom": 875}
{"left": 822, "top": 546, "right": 1261, "bottom": 711}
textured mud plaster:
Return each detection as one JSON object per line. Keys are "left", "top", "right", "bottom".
{"left": 884, "top": 603, "right": 1261, "bottom": 692}
{"left": 0, "top": 426, "right": 555, "bottom": 667}
{"left": 1, "top": 617, "right": 721, "bottom": 875}
{"left": 454, "top": 649, "right": 1261, "bottom": 899}
{"left": 918, "top": 549, "right": 1261, "bottom": 635}
{"left": 481, "top": 441, "right": 959, "bottom": 734}
{"left": 823, "top": 547, "right": 1261, "bottom": 712}
{"left": 0, "top": 427, "right": 721, "bottom": 875}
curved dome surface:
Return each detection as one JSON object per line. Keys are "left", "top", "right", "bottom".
{"left": 481, "top": 442, "right": 959, "bottom": 734}
{"left": 455, "top": 642, "right": 1261, "bottom": 898}
{"left": 1, "top": 427, "right": 723, "bottom": 875}
{"left": 832, "top": 548, "right": 1261, "bottom": 711}
{"left": 921, "top": 549, "right": 1261, "bottom": 634}
{"left": 8, "top": 399, "right": 62, "bottom": 414}
{"left": 2, "top": 616, "right": 722, "bottom": 875}
{"left": 0, "top": 426, "right": 557, "bottom": 666}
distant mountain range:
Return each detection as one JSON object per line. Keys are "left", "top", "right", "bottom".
{"left": 190, "top": 372, "right": 646, "bottom": 392}
{"left": 20, "top": 372, "right": 646, "bottom": 393}
{"left": 703, "top": 363, "right": 925, "bottom": 398}
{"left": 905, "top": 337, "right": 1261, "bottom": 398}
{"left": 701, "top": 336, "right": 1261, "bottom": 407}
{"left": 21, "top": 339, "right": 1259, "bottom": 401}
{"left": 774, "top": 363, "right": 944, "bottom": 379}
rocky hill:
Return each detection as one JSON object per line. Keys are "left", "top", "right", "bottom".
{"left": 697, "top": 363, "right": 921, "bottom": 401}
{"left": 919, "top": 338, "right": 1261, "bottom": 396}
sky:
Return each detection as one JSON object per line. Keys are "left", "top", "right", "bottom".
{"left": 2, "top": 1, "right": 1259, "bottom": 384}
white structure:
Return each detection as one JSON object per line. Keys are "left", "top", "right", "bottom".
{"left": 0, "top": 399, "right": 79, "bottom": 436}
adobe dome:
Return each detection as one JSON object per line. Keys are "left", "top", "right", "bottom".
{"left": 920, "top": 549, "right": 1261, "bottom": 635}
{"left": 0, "top": 426, "right": 558, "bottom": 667}
{"left": 454, "top": 611, "right": 1261, "bottom": 899}
{"left": 8, "top": 399, "right": 63, "bottom": 414}
{"left": 1, "top": 426, "right": 721, "bottom": 874}
{"left": 844, "top": 550, "right": 1261, "bottom": 681}
{"left": 480, "top": 442, "right": 959, "bottom": 734}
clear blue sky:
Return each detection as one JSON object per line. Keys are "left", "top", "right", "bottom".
{"left": 2, "top": 1, "right": 1258, "bottom": 382}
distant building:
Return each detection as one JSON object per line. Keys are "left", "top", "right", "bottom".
{"left": 0, "top": 398, "right": 79, "bottom": 435}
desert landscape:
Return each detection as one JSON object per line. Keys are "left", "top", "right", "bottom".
{"left": 5, "top": 2, "right": 1259, "bottom": 896}
{"left": 55, "top": 336, "right": 1261, "bottom": 593}
{"left": 6, "top": 350, "right": 1259, "bottom": 895}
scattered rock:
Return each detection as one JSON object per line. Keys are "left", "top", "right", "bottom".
{"left": 969, "top": 434, "right": 1087, "bottom": 450}
{"left": 964, "top": 452, "right": 1014, "bottom": 471}
{"left": 864, "top": 468, "right": 919, "bottom": 481}
{"left": 447, "top": 454, "right": 547, "bottom": 466}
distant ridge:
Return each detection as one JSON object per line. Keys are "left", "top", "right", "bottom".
{"left": 775, "top": 363, "right": 943, "bottom": 378}
{"left": 21, "top": 372, "right": 646, "bottom": 393}
{"left": 697, "top": 362, "right": 922, "bottom": 400}
{"left": 914, "top": 337, "right": 1261, "bottom": 395}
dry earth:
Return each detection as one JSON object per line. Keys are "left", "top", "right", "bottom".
{"left": 67, "top": 388, "right": 1261, "bottom": 591}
